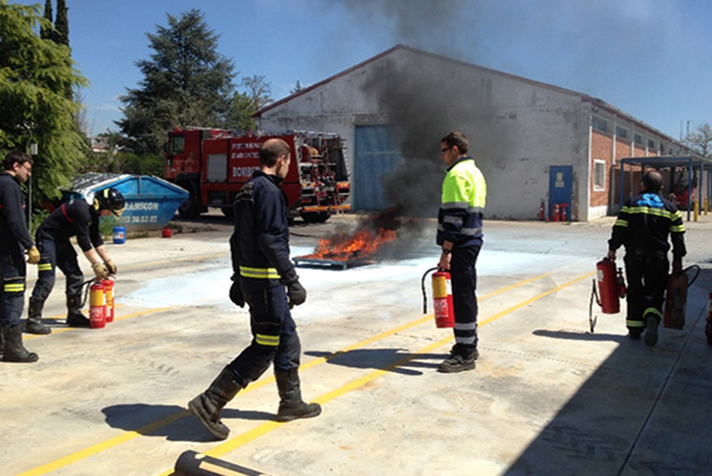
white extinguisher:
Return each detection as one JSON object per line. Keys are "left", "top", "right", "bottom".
{"left": 421, "top": 267, "right": 455, "bottom": 328}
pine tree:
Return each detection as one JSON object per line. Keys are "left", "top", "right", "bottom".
{"left": 40, "top": 0, "right": 53, "bottom": 40}
{"left": 55, "top": 0, "right": 69, "bottom": 48}
{"left": 118, "top": 9, "right": 236, "bottom": 154}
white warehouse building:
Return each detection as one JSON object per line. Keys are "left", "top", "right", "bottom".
{"left": 255, "top": 45, "right": 692, "bottom": 221}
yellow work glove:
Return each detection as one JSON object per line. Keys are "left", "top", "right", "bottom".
{"left": 104, "top": 259, "right": 117, "bottom": 275}
{"left": 26, "top": 246, "right": 40, "bottom": 264}
{"left": 91, "top": 261, "right": 110, "bottom": 280}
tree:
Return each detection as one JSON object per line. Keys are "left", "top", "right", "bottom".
{"left": 684, "top": 123, "right": 712, "bottom": 159}
{"left": 118, "top": 9, "right": 236, "bottom": 154}
{"left": 0, "top": 1, "right": 89, "bottom": 200}
{"left": 40, "top": 0, "right": 52, "bottom": 40}
{"left": 54, "top": 0, "right": 68, "bottom": 47}
{"left": 225, "top": 75, "right": 273, "bottom": 132}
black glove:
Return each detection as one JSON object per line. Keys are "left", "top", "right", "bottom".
{"left": 287, "top": 279, "right": 307, "bottom": 308}
{"left": 229, "top": 279, "right": 245, "bottom": 308}
{"left": 672, "top": 260, "right": 683, "bottom": 273}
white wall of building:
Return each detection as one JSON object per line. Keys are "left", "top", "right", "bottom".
{"left": 258, "top": 47, "right": 601, "bottom": 220}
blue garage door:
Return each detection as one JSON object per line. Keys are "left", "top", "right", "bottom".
{"left": 353, "top": 125, "right": 403, "bottom": 211}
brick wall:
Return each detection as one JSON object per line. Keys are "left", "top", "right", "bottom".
{"left": 590, "top": 131, "right": 612, "bottom": 207}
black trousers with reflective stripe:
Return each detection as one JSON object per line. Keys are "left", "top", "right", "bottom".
{"left": 624, "top": 249, "right": 668, "bottom": 329}
{"left": 0, "top": 245, "right": 26, "bottom": 326}
{"left": 451, "top": 245, "right": 481, "bottom": 356}
{"left": 31, "top": 237, "right": 84, "bottom": 305}
{"left": 228, "top": 283, "right": 300, "bottom": 385}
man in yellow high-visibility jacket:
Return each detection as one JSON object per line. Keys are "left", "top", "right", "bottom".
{"left": 437, "top": 131, "right": 487, "bottom": 373}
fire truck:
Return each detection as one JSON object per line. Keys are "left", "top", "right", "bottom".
{"left": 165, "top": 128, "right": 350, "bottom": 222}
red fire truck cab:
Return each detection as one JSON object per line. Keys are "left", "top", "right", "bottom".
{"left": 165, "top": 128, "right": 350, "bottom": 222}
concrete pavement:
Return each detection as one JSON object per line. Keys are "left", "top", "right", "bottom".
{"left": 2, "top": 213, "right": 711, "bottom": 475}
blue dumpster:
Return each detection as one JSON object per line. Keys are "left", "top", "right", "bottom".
{"left": 64, "top": 173, "right": 189, "bottom": 230}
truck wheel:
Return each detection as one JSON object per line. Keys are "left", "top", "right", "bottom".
{"left": 300, "top": 211, "right": 330, "bottom": 223}
{"left": 179, "top": 196, "right": 201, "bottom": 219}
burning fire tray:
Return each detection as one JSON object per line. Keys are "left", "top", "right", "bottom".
{"left": 293, "top": 256, "right": 378, "bottom": 270}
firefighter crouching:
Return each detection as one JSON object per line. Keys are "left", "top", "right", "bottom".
{"left": 607, "top": 170, "right": 686, "bottom": 346}
{"left": 24, "top": 188, "right": 124, "bottom": 334}
{"left": 188, "top": 138, "right": 319, "bottom": 441}
{"left": 1, "top": 151, "right": 41, "bottom": 362}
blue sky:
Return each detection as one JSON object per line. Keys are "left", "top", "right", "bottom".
{"left": 12, "top": 0, "right": 712, "bottom": 139}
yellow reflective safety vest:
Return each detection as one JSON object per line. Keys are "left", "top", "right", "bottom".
{"left": 437, "top": 157, "right": 487, "bottom": 248}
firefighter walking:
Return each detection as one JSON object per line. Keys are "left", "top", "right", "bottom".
{"left": 188, "top": 138, "right": 320, "bottom": 441}
{"left": 24, "top": 188, "right": 124, "bottom": 333}
{"left": 436, "top": 132, "right": 487, "bottom": 373}
{"left": 0, "top": 151, "right": 40, "bottom": 362}
{"left": 608, "top": 170, "right": 686, "bottom": 346}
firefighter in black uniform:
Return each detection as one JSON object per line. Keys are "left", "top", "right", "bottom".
{"left": 188, "top": 138, "right": 320, "bottom": 441}
{"left": 608, "top": 170, "right": 686, "bottom": 347}
{"left": 24, "top": 188, "right": 124, "bottom": 333}
{"left": 1, "top": 151, "right": 40, "bottom": 362}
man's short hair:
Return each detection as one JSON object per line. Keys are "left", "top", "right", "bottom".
{"left": 643, "top": 170, "right": 664, "bottom": 193}
{"left": 441, "top": 131, "right": 469, "bottom": 155}
{"left": 3, "top": 150, "right": 33, "bottom": 171}
{"left": 259, "top": 139, "right": 290, "bottom": 167}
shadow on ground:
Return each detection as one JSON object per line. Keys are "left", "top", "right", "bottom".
{"left": 305, "top": 348, "right": 445, "bottom": 375}
{"left": 102, "top": 404, "right": 273, "bottom": 442}
{"left": 504, "top": 266, "right": 712, "bottom": 475}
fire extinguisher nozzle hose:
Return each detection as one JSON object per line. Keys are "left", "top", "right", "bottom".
{"left": 421, "top": 267, "right": 439, "bottom": 315}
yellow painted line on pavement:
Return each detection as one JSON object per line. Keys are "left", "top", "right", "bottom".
{"left": 194, "top": 269, "right": 597, "bottom": 465}
{"left": 17, "top": 267, "right": 590, "bottom": 476}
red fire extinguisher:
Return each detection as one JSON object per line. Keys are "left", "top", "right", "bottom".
{"left": 89, "top": 280, "right": 106, "bottom": 329}
{"left": 595, "top": 257, "right": 625, "bottom": 314}
{"left": 663, "top": 265, "right": 700, "bottom": 329}
{"left": 421, "top": 267, "right": 455, "bottom": 328}
{"left": 102, "top": 279, "right": 115, "bottom": 323}
{"left": 589, "top": 257, "right": 626, "bottom": 332}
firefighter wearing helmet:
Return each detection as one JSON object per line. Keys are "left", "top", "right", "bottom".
{"left": 24, "top": 188, "right": 124, "bottom": 334}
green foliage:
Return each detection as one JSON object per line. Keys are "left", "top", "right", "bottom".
{"left": 54, "top": 0, "right": 68, "bottom": 47}
{"left": 225, "top": 75, "right": 273, "bottom": 132}
{"left": 118, "top": 9, "right": 236, "bottom": 155}
{"left": 0, "top": 0, "right": 89, "bottom": 200}
{"left": 40, "top": 0, "right": 52, "bottom": 40}
{"left": 98, "top": 213, "right": 117, "bottom": 237}
{"left": 30, "top": 207, "right": 49, "bottom": 236}
{"left": 80, "top": 150, "right": 164, "bottom": 176}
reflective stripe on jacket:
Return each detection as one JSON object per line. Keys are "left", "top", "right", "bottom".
{"left": 609, "top": 192, "right": 686, "bottom": 259}
{"left": 437, "top": 157, "right": 487, "bottom": 248}
{"left": 230, "top": 170, "right": 297, "bottom": 289}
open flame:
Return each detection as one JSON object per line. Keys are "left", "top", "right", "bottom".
{"left": 300, "top": 227, "right": 397, "bottom": 262}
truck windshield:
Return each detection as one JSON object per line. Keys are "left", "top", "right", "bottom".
{"left": 170, "top": 135, "right": 185, "bottom": 155}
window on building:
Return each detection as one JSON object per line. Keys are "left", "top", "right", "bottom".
{"left": 594, "top": 160, "right": 606, "bottom": 191}
{"left": 592, "top": 116, "right": 609, "bottom": 133}
{"left": 616, "top": 126, "right": 628, "bottom": 139}
{"left": 634, "top": 133, "right": 643, "bottom": 145}
{"left": 648, "top": 139, "right": 656, "bottom": 149}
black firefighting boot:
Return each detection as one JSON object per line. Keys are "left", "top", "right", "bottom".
{"left": 24, "top": 298, "right": 52, "bottom": 335}
{"left": 2, "top": 324, "right": 39, "bottom": 363}
{"left": 188, "top": 367, "right": 244, "bottom": 440}
{"left": 66, "top": 294, "right": 90, "bottom": 327}
{"left": 644, "top": 314, "right": 660, "bottom": 347}
{"left": 274, "top": 367, "right": 322, "bottom": 422}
